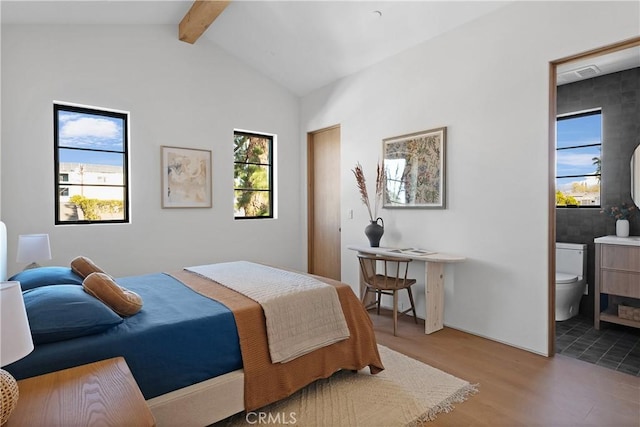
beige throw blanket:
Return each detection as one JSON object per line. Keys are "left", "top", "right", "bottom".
{"left": 169, "top": 269, "right": 384, "bottom": 411}
{"left": 186, "top": 261, "right": 350, "bottom": 363}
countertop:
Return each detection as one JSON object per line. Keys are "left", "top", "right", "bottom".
{"left": 594, "top": 235, "right": 640, "bottom": 246}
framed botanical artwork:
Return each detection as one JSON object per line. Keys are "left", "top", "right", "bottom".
{"left": 161, "top": 146, "right": 212, "bottom": 208}
{"left": 382, "top": 127, "right": 446, "bottom": 209}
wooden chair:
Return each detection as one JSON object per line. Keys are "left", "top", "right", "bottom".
{"left": 357, "top": 254, "right": 418, "bottom": 336}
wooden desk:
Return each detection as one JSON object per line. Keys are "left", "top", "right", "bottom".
{"left": 348, "top": 245, "right": 465, "bottom": 334}
{"left": 7, "top": 357, "right": 155, "bottom": 427}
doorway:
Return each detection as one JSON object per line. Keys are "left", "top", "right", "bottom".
{"left": 549, "top": 36, "right": 640, "bottom": 355}
{"left": 307, "top": 125, "right": 342, "bottom": 280}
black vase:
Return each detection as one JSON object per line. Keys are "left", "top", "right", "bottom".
{"left": 364, "top": 217, "right": 384, "bottom": 247}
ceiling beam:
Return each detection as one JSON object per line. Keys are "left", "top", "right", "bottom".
{"left": 179, "top": 0, "right": 231, "bottom": 44}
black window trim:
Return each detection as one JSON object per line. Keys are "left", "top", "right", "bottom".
{"left": 555, "top": 108, "right": 602, "bottom": 209}
{"left": 54, "top": 103, "right": 130, "bottom": 225}
{"left": 233, "top": 130, "right": 274, "bottom": 220}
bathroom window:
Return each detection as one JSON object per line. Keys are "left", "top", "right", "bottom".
{"left": 556, "top": 109, "right": 602, "bottom": 207}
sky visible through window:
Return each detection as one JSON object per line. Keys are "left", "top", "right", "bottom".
{"left": 57, "top": 110, "right": 125, "bottom": 165}
{"left": 557, "top": 113, "right": 601, "bottom": 175}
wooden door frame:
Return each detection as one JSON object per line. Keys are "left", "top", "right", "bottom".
{"left": 307, "top": 124, "right": 341, "bottom": 275}
{"left": 548, "top": 36, "right": 640, "bottom": 355}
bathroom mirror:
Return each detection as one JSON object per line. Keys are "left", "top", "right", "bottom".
{"left": 632, "top": 142, "right": 640, "bottom": 207}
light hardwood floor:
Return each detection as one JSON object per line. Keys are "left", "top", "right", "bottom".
{"left": 370, "top": 311, "right": 640, "bottom": 427}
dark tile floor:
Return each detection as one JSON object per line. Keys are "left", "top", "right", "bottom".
{"left": 556, "top": 314, "right": 640, "bottom": 376}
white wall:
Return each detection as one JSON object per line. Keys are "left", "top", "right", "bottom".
{"left": 1, "top": 24, "right": 303, "bottom": 277}
{"left": 301, "top": 1, "right": 640, "bottom": 355}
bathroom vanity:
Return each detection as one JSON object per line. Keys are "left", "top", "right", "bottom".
{"left": 594, "top": 236, "right": 640, "bottom": 330}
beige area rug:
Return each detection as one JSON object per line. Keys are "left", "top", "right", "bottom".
{"left": 216, "top": 345, "right": 478, "bottom": 427}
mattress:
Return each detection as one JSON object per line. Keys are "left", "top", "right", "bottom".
{"left": 5, "top": 273, "right": 243, "bottom": 399}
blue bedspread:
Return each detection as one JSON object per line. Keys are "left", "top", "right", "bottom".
{"left": 6, "top": 273, "right": 242, "bottom": 399}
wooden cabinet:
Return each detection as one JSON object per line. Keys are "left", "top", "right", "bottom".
{"left": 6, "top": 357, "right": 155, "bottom": 427}
{"left": 594, "top": 240, "right": 640, "bottom": 330}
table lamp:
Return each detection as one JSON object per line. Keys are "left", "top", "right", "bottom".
{"left": 1, "top": 281, "right": 34, "bottom": 425}
{"left": 0, "top": 221, "right": 7, "bottom": 281}
{"left": 16, "top": 234, "right": 51, "bottom": 270}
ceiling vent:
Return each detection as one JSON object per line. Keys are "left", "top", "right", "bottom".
{"left": 574, "top": 65, "right": 601, "bottom": 79}
{"left": 557, "top": 65, "right": 601, "bottom": 85}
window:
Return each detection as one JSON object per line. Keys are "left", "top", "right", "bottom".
{"left": 54, "top": 103, "right": 129, "bottom": 224}
{"left": 556, "top": 110, "right": 602, "bottom": 207}
{"left": 233, "top": 131, "right": 274, "bottom": 219}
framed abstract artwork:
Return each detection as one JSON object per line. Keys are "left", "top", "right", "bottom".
{"left": 161, "top": 146, "right": 212, "bottom": 208}
{"left": 382, "top": 127, "right": 446, "bottom": 209}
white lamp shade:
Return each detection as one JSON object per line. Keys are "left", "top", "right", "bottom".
{"left": 1, "top": 281, "right": 34, "bottom": 366}
{"left": 16, "top": 234, "right": 51, "bottom": 264}
{"left": 0, "top": 221, "right": 6, "bottom": 281}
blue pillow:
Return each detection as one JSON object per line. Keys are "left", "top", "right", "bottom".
{"left": 9, "top": 267, "right": 84, "bottom": 291}
{"left": 23, "top": 285, "right": 123, "bottom": 344}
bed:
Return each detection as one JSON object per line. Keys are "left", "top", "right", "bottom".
{"left": 4, "top": 254, "right": 383, "bottom": 426}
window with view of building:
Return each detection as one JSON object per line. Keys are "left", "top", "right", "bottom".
{"left": 234, "top": 131, "right": 274, "bottom": 219}
{"left": 54, "top": 103, "right": 129, "bottom": 224}
{"left": 556, "top": 109, "right": 602, "bottom": 207}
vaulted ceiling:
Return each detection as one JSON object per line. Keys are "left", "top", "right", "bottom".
{"left": 1, "top": 0, "right": 511, "bottom": 96}
{"left": 2, "top": 1, "right": 638, "bottom": 95}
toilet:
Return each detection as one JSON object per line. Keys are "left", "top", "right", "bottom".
{"left": 556, "top": 242, "right": 587, "bottom": 321}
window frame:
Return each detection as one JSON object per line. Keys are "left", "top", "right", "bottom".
{"left": 555, "top": 109, "right": 602, "bottom": 208}
{"left": 54, "top": 103, "right": 130, "bottom": 225}
{"left": 233, "top": 130, "right": 274, "bottom": 220}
